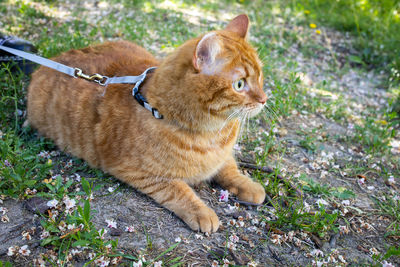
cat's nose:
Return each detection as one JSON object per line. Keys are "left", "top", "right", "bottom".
{"left": 257, "top": 94, "right": 267, "bottom": 105}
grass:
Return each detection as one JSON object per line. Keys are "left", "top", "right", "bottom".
{"left": 1, "top": 0, "right": 400, "bottom": 265}
{"left": 295, "top": 0, "right": 400, "bottom": 73}
{"left": 294, "top": 0, "right": 400, "bottom": 122}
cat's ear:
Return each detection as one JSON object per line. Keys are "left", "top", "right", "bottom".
{"left": 193, "top": 32, "right": 221, "bottom": 74}
{"left": 225, "top": 14, "right": 250, "bottom": 39}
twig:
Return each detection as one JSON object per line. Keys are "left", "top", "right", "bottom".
{"left": 238, "top": 162, "right": 303, "bottom": 197}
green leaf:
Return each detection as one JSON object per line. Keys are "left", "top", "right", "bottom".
{"left": 168, "top": 256, "right": 183, "bottom": 265}
{"left": 10, "top": 173, "right": 22, "bottom": 182}
{"left": 64, "top": 179, "right": 74, "bottom": 190}
{"left": 109, "top": 253, "right": 137, "bottom": 260}
{"left": 24, "top": 179, "right": 37, "bottom": 187}
{"left": 382, "top": 246, "right": 400, "bottom": 260}
{"left": 45, "top": 183, "right": 55, "bottom": 192}
{"left": 153, "top": 242, "right": 179, "bottom": 262}
{"left": 81, "top": 177, "right": 91, "bottom": 196}
{"left": 332, "top": 188, "right": 356, "bottom": 199}
{"left": 77, "top": 205, "right": 84, "bottom": 218}
{"left": 0, "top": 260, "right": 14, "bottom": 267}
{"left": 349, "top": 55, "right": 363, "bottom": 64}
{"left": 46, "top": 224, "right": 61, "bottom": 233}
{"left": 72, "top": 239, "right": 89, "bottom": 247}
{"left": 83, "top": 200, "right": 90, "bottom": 222}
{"left": 41, "top": 236, "right": 60, "bottom": 246}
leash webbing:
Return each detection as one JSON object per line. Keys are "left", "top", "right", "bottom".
{"left": 0, "top": 44, "right": 76, "bottom": 77}
{"left": 0, "top": 44, "right": 163, "bottom": 119}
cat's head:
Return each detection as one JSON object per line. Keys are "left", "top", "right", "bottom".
{"left": 148, "top": 14, "right": 267, "bottom": 131}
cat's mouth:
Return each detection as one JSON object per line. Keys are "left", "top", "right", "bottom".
{"left": 244, "top": 103, "right": 264, "bottom": 117}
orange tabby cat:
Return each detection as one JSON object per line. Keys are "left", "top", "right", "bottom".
{"left": 27, "top": 14, "right": 267, "bottom": 232}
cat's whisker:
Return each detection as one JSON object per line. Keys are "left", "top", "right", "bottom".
{"left": 236, "top": 113, "right": 246, "bottom": 140}
{"left": 218, "top": 108, "right": 242, "bottom": 135}
{"left": 246, "top": 110, "right": 251, "bottom": 137}
{"left": 264, "top": 104, "right": 278, "bottom": 120}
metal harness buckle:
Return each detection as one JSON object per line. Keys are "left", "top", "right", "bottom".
{"left": 74, "top": 68, "right": 109, "bottom": 85}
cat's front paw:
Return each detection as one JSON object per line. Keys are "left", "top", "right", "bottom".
{"left": 183, "top": 206, "right": 219, "bottom": 233}
{"left": 228, "top": 178, "right": 266, "bottom": 204}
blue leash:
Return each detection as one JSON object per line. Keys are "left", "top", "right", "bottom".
{"left": 0, "top": 44, "right": 163, "bottom": 119}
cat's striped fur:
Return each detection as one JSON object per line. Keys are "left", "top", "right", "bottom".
{"left": 27, "top": 14, "right": 267, "bottom": 232}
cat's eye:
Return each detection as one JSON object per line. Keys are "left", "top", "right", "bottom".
{"left": 233, "top": 79, "right": 245, "bottom": 92}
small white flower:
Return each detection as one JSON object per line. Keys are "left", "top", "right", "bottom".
{"left": 382, "top": 260, "right": 395, "bottom": 267}
{"left": 18, "top": 245, "right": 31, "bottom": 256}
{"left": 313, "top": 260, "right": 324, "bottom": 267}
{"left": 67, "top": 223, "right": 76, "bottom": 230}
{"left": 254, "top": 146, "right": 263, "bottom": 155}
{"left": 227, "top": 241, "right": 236, "bottom": 250}
{"left": 270, "top": 234, "right": 282, "bottom": 245}
{"left": 360, "top": 221, "right": 372, "bottom": 230}
{"left": 233, "top": 144, "right": 241, "bottom": 151}
{"left": 195, "top": 234, "right": 203, "bottom": 240}
{"left": 310, "top": 249, "right": 324, "bottom": 257}
{"left": 338, "top": 255, "right": 346, "bottom": 263}
{"left": 4, "top": 160, "right": 11, "bottom": 167}
{"left": 22, "top": 231, "right": 32, "bottom": 240}
{"left": 1, "top": 214, "right": 10, "bottom": 223}
{"left": 125, "top": 225, "right": 135, "bottom": 233}
{"left": 38, "top": 151, "right": 50, "bottom": 159}
{"left": 133, "top": 260, "right": 143, "bottom": 267}
{"left": 88, "top": 252, "right": 96, "bottom": 260}
{"left": 229, "top": 233, "right": 239, "bottom": 243}
{"left": 219, "top": 190, "right": 229, "bottom": 202}
{"left": 175, "top": 237, "right": 182, "bottom": 243}
{"left": 369, "top": 247, "right": 379, "bottom": 256}
{"left": 107, "top": 187, "right": 116, "bottom": 193}
{"left": 387, "top": 176, "right": 396, "bottom": 185}
{"left": 94, "top": 256, "right": 110, "bottom": 267}
{"left": 70, "top": 249, "right": 81, "bottom": 256}
{"left": 293, "top": 237, "right": 301, "bottom": 247}
{"left": 63, "top": 197, "right": 76, "bottom": 210}
{"left": 287, "top": 231, "right": 295, "bottom": 241}
{"left": 138, "top": 255, "right": 146, "bottom": 263}
{"left": 153, "top": 261, "right": 162, "bottom": 267}
{"left": 7, "top": 246, "right": 17, "bottom": 256}
{"left": 339, "top": 225, "right": 349, "bottom": 235}
{"left": 66, "top": 160, "right": 73, "bottom": 168}
{"left": 316, "top": 198, "right": 329, "bottom": 208}
{"left": 47, "top": 199, "right": 59, "bottom": 208}
{"left": 0, "top": 207, "right": 7, "bottom": 215}
{"left": 105, "top": 219, "right": 117, "bottom": 228}
{"left": 74, "top": 173, "right": 81, "bottom": 181}
{"left": 357, "top": 178, "right": 365, "bottom": 186}
{"left": 211, "top": 260, "right": 219, "bottom": 267}
{"left": 341, "top": 200, "right": 350, "bottom": 206}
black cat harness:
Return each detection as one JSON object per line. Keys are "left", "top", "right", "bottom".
{"left": 0, "top": 44, "right": 163, "bottom": 119}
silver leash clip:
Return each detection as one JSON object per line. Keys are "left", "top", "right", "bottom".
{"left": 74, "top": 68, "right": 109, "bottom": 86}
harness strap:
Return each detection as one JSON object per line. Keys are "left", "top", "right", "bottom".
{"left": 0, "top": 44, "right": 163, "bottom": 119}
{"left": 0, "top": 44, "right": 76, "bottom": 77}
